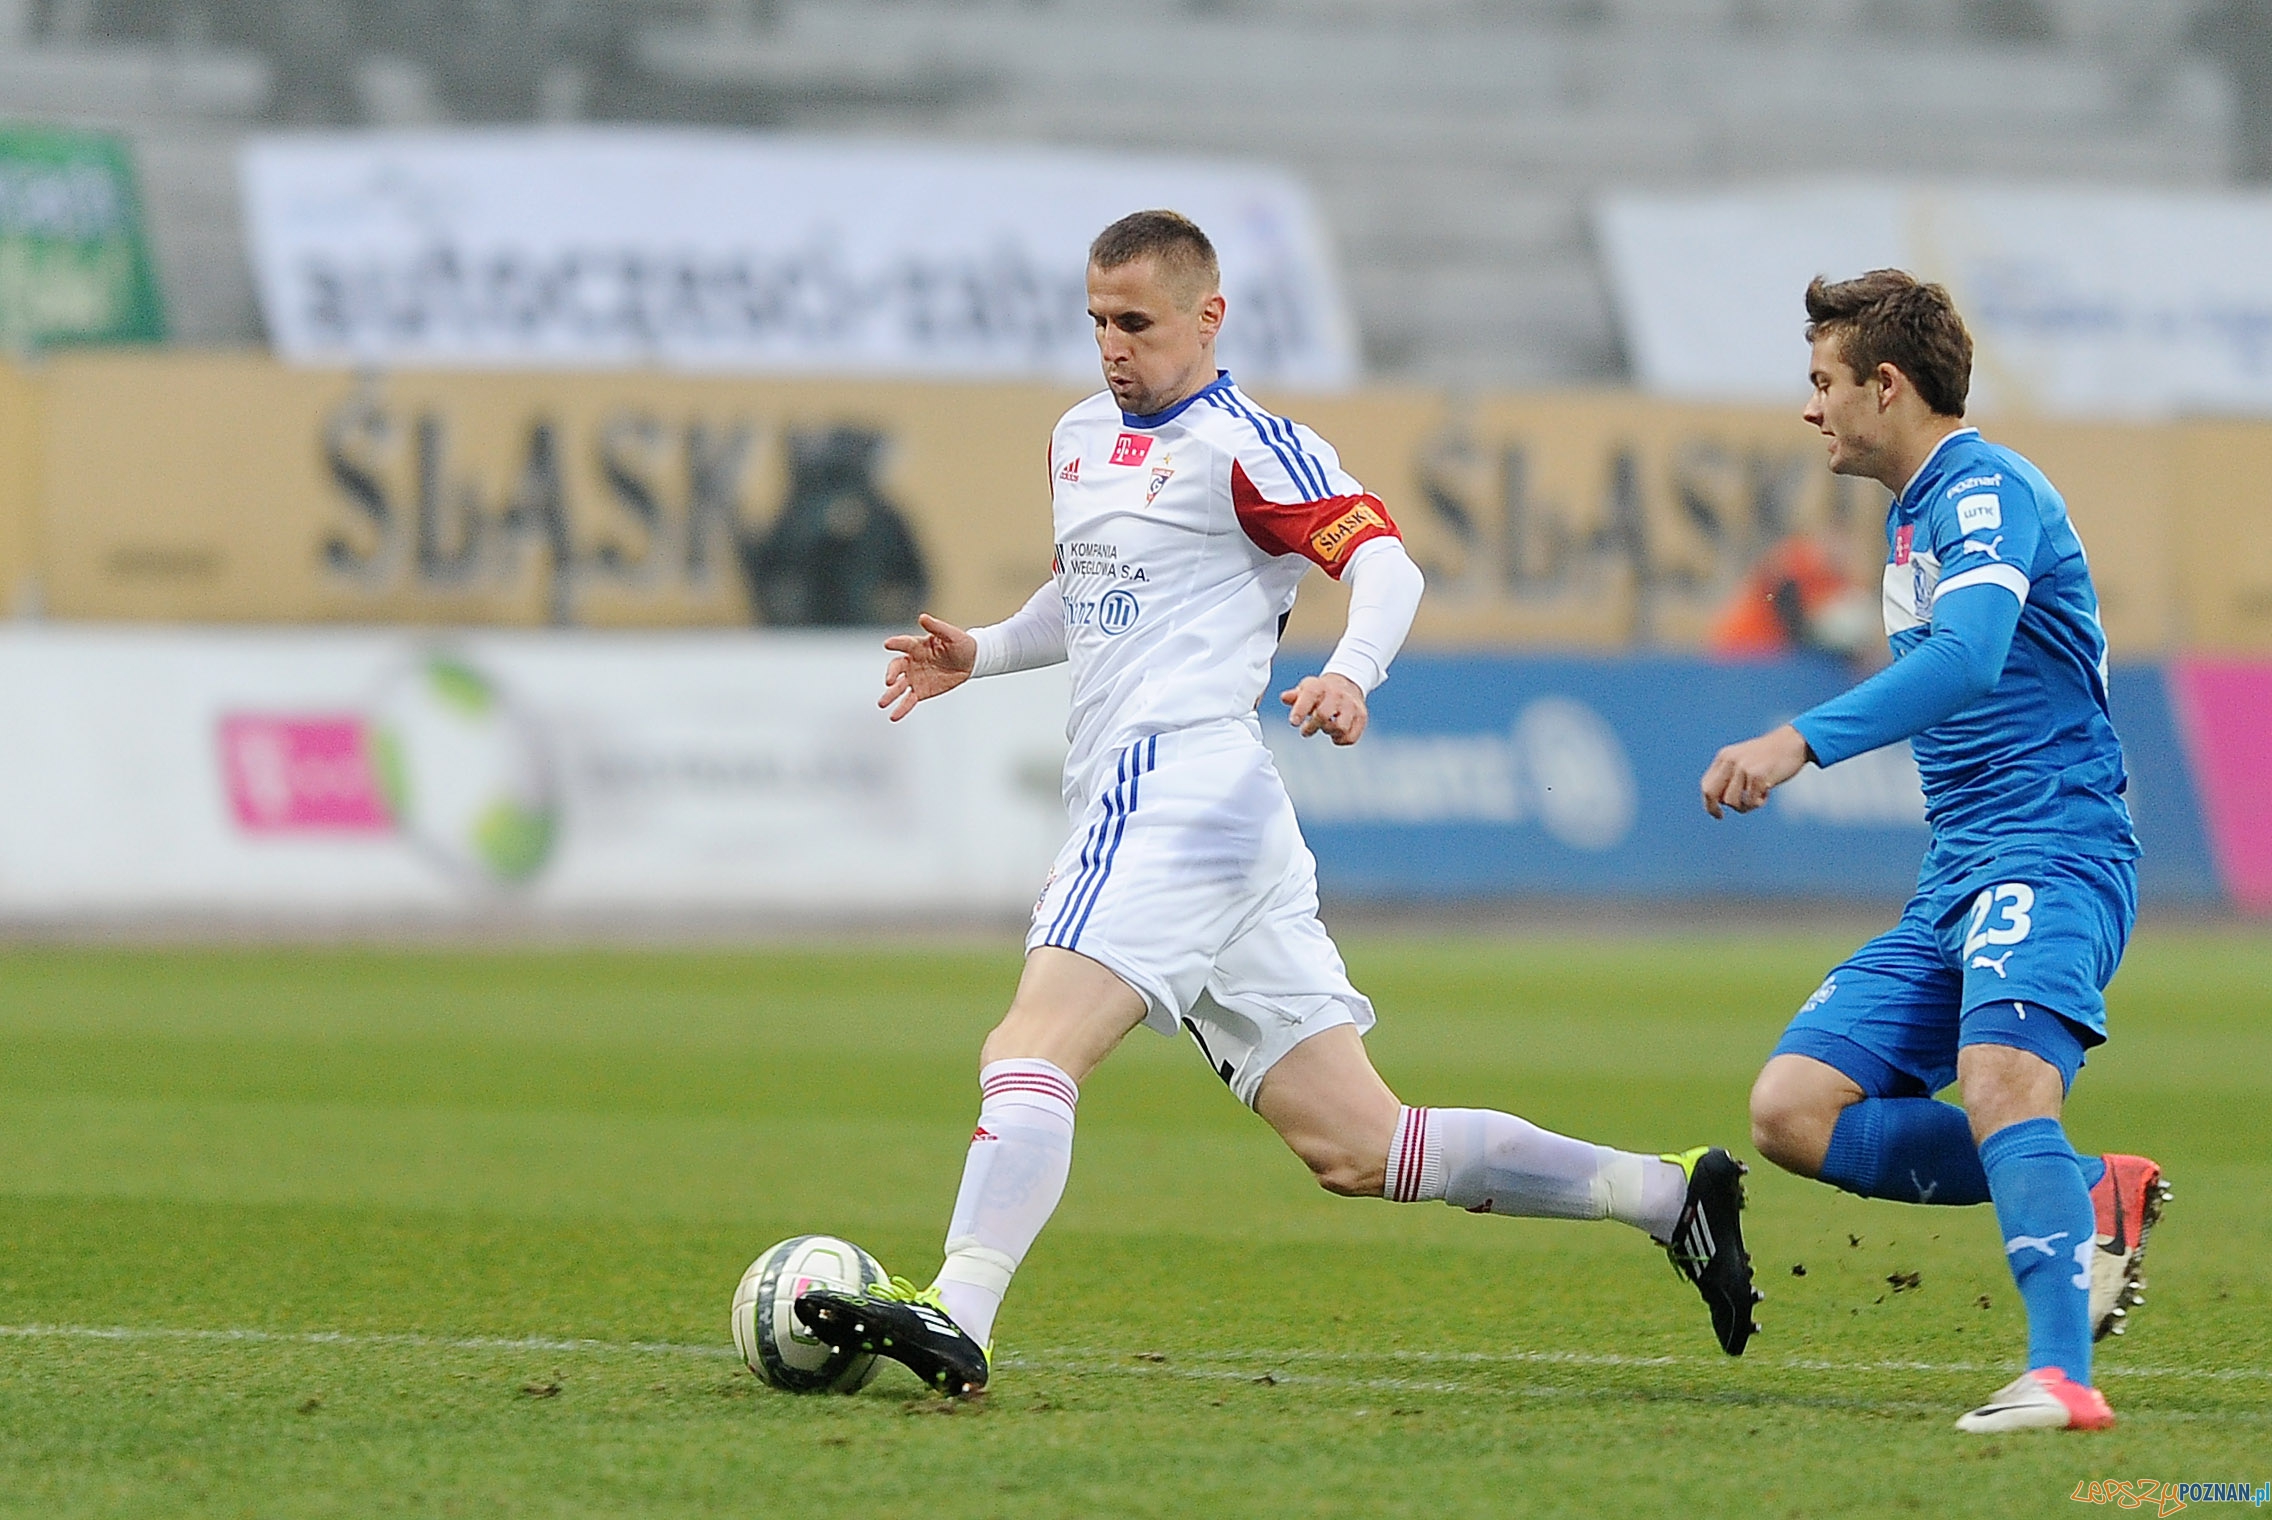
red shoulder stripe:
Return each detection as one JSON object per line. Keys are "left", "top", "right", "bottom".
{"left": 1230, "top": 461, "right": 1399, "bottom": 581}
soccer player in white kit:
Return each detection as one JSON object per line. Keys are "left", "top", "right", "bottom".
{"left": 797, "top": 211, "right": 1760, "bottom": 1395}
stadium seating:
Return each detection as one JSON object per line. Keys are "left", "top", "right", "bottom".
{"left": 0, "top": 0, "right": 2244, "bottom": 378}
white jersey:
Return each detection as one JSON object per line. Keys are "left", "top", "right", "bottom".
{"left": 1046, "top": 371, "right": 1398, "bottom": 806}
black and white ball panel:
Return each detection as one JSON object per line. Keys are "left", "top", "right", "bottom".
{"left": 732, "top": 1234, "right": 886, "bottom": 1394}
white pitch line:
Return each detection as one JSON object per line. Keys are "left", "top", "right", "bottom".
{"left": 1778, "top": 1355, "right": 2272, "bottom": 1384}
{"left": 3, "top": 1324, "right": 2265, "bottom": 1390}
{"left": 1001, "top": 1358, "right": 1969, "bottom": 1419}
{"left": 995, "top": 1358, "right": 1474, "bottom": 1397}
{"left": 1018, "top": 1345, "right": 2272, "bottom": 1384}
{"left": 0, "top": 1323, "right": 735, "bottom": 1360}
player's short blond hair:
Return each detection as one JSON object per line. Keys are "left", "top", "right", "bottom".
{"left": 1088, "top": 210, "right": 1220, "bottom": 309}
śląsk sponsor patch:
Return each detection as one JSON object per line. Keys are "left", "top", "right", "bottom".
{"left": 1309, "top": 499, "right": 1389, "bottom": 563}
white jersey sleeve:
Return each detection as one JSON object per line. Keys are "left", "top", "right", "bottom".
{"left": 1320, "top": 537, "right": 1423, "bottom": 693}
{"left": 1199, "top": 390, "right": 1398, "bottom": 582}
{"left": 970, "top": 581, "right": 1067, "bottom": 677}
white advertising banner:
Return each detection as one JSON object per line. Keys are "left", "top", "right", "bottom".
{"left": 0, "top": 628, "right": 1070, "bottom": 919}
{"left": 1598, "top": 182, "right": 2272, "bottom": 418}
{"left": 240, "top": 129, "right": 1358, "bottom": 390}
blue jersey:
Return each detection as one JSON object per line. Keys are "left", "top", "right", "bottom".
{"left": 1793, "top": 428, "right": 2137, "bottom": 865}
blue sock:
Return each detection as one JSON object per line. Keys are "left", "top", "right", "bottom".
{"left": 2077, "top": 1153, "right": 2107, "bottom": 1190}
{"left": 1819, "top": 1098, "right": 1991, "bottom": 1205}
{"left": 1978, "top": 1116, "right": 2095, "bottom": 1384}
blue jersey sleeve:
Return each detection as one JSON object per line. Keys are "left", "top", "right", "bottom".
{"left": 1791, "top": 585, "right": 2021, "bottom": 766}
{"left": 1922, "top": 469, "right": 2042, "bottom": 611}
{"left": 1791, "top": 466, "right": 2042, "bottom": 768}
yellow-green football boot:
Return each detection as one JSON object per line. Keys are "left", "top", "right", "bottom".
{"left": 795, "top": 1276, "right": 991, "bottom": 1396}
{"left": 1659, "top": 1145, "right": 1761, "bottom": 1356}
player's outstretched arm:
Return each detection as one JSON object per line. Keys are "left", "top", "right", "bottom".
{"left": 1782, "top": 583, "right": 2017, "bottom": 768}
{"left": 880, "top": 614, "right": 978, "bottom": 721}
{"left": 1279, "top": 538, "right": 1424, "bottom": 747}
{"left": 1699, "top": 581, "right": 2022, "bottom": 816}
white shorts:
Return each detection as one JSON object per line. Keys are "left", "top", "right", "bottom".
{"left": 1026, "top": 717, "right": 1376, "bottom": 1107}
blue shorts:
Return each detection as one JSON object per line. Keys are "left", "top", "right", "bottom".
{"left": 1772, "top": 849, "right": 2136, "bottom": 1098}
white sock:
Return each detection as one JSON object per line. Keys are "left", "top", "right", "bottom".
{"left": 931, "top": 1059, "right": 1078, "bottom": 1347}
{"left": 1385, "top": 1106, "right": 1686, "bottom": 1239}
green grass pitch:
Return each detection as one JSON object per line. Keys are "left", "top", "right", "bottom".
{"left": 1, "top": 929, "right": 2266, "bottom": 1518}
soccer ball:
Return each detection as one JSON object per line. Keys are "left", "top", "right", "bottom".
{"left": 732, "top": 1235, "right": 888, "bottom": 1393}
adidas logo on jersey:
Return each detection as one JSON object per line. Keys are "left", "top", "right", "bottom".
{"left": 1059, "top": 457, "right": 1080, "bottom": 483}
{"left": 971, "top": 1125, "right": 999, "bottom": 1142}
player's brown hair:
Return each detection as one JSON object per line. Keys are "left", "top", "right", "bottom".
{"left": 1089, "top": 210, "right": 1220, "bottom": 307}
{"left": 1804, "top": 269, "right": 1973, "bottom": 418}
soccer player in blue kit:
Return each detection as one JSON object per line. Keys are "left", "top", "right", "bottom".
{"left": 1701, "top": 271, "right": 2169, "bottom": 1434}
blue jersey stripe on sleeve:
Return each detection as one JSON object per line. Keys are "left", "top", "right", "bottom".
{"left": 1251, "top": 400, "right": 1331, "bottom": 497}
{"left": 1210, "top": 390, "right": 1330, "bottom": 500}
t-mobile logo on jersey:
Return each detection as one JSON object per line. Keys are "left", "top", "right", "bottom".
{"left": 1109, "top": 432, "right": 1154, "bottom": 467}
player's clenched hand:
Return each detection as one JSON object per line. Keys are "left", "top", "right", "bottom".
{"left": 879, "top": 613, "right": 977, "bottom": 722}
{"left": 1280, "top": 673, "right": 1368, "bottom": 746}
{"left": 1700, "top": 724, "right": 1813, "bottom": 818}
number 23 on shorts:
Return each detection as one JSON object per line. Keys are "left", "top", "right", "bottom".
{"left": 1964, "top": 882, "right": 2035, "bottom": 972}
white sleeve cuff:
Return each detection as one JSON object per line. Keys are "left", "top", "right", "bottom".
{"left": 1931, "top": 563, "right": 2030, "bottom": 607}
